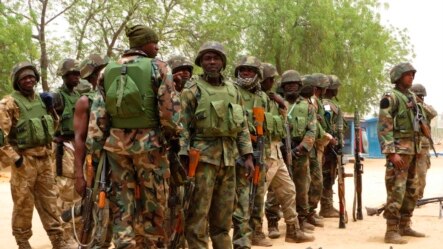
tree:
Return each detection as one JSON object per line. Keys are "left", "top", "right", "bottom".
{"left": 0, "top": 3, "right": 38, "bottom": 97}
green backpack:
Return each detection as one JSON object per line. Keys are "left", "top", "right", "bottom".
{"left": 103, "top": 56, "right": 159, "bottom": 129}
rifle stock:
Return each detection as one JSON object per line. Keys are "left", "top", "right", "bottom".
{"left": 284, "top": 118, "right": 293, "bottom": 179}
{"left": 77, "top": 154, "right": 96, "bottom": 248}
{"left": 366, "top": 197, "right": 443, "bottom": 218}
{"left": 170, "top": 147, "right": 200, "bottom": 249}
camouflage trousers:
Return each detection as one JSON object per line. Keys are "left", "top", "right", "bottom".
{"left": 107, "top": 149, "right": 170, "bottom": 249}
{"left": 292, "top": 154, "right": 311, "bottom": 217}
{"left": 185, "top": 162, "right": 235, "bottom": 249}
{"left": 321, "top": 146, "right": 338, "bottom": 207}
{"left": 264, "top": 142, "right": 297, "bottom": 225}
{"left": 308, "top": 147, "right": 323, "bottom": 213}
{"left": 416, "top": 147, "right": 431, "bottom": 200}
{"left": 54, "top": 142, "right": 82, "bottom": 243}
{"left": 233, "top": 164, "right": 252, "bottom": 249}
{"left": 383, "top": 155, "right": 418, "bottom": 221}
{"left": 10, "top": 153, "right": 63, "bottom": 241}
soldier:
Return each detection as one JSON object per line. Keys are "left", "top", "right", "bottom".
{"left": 179, "top": 41, "right": 254, "bottom": 249}
{"left": 73, "top": 54, "right": 112, "bottom": 248}
{"left": 260, "top": 63, "right": 315, "bottom": 244}
{"left": 410, "top": 83, "right": 437, "bottom": 200}
{"left": 378, "top": 62, "right": 425, "bottom": 244}
{"left": 52, "top": 58, "right": 82, "bottom": 247}
{"left": 167, "top": 55, "right": 194, "bottom": 92}
{"left": 320, "top": 75, "right": 343, "bottom": 218}
{"left": 306, "top": 73, "right": 333, "bottom": 227}
{"left": 0, "top": 62, "right": 66, "bottom": 248}
{"left": 231, "top": 55, "right": 270, "bottom": 248}
{"left": 282, "top": 70, "right": 318, "bottom": 232}
{"left": 87, "top": 24, "right": 181, "bottom": 248}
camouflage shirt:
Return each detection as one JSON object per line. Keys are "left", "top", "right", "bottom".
{"left": 178, "top": 75, "right": 253, "bottom": 167}
{"left": 0, "top": 94, "right": 53, "bottom": 168}
{"left": 288, "top": 96, "right": 317, "bottom": 152}
{"left": 378, "top": 88, "right": 418, "bottom": 155}
{"left": 86, "top": 50, "right": 182, "bottom": 155}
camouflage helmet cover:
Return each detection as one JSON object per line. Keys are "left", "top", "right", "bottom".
{"left": 57, "top": 58, "right": 80, "bottom": 77}
{"left": 194, "top": 41, "right": 227, "bottom": 69}
{"left": 167, "top": 55, "right": 194, "bottom": 74}
{"left": 410, "top": 83, "right": 427, "bottom": 96}
{"left": 328, "top": 74, "right": 341, "bottom": 89}
{"left": 311, "top": 73, "right": 329, "bottom": 88}
{"left": 261, "top": 63, "right": 278, "bottom": 79}
{"left": 280, "top": 70, "right": 302, "bottom": 85}
{"left": 79, "top": 54, "right": 107, "bottom": 79}
{"left": 301, "top": 74, "right": 317, "bottom": 88}
{"left": 390, "top": 62, "right": 416, "bottom": 83}
{"left": 10, "top": 62, "right": 40, "bottom": 90}
{"left": 234, "top": 55, "right": 262, "bottom": 79}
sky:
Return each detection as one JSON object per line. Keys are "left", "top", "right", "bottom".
{"left": 379, "top": 0, "right": 443, "bottom": 114}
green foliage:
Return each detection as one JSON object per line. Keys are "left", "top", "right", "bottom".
{"left": 0, "top": 3, "right": 38, "bottom": 97}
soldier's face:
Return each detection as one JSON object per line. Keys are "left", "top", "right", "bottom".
{"left": 261, "top": 77, "right": 274, "bottom": 92}
{"left": 201, "top": 52, "right": 223, "bottom": 74}
{"left": 144, "top": 42, "right": 159, "bottom": 58}
{"left": 283, "top": 81, "right": 300, "bottom": 94}
{"left": 238, "top": 66, "right": 257, "bottom": 79}
{"left": 64, "top": 71, "right": 80, "bottom": 88}
{"left": 18, "top": 75, "right": 37, "bottom": 95}
{"left": 399, "top": 71, "right": 414, "bottom": 89}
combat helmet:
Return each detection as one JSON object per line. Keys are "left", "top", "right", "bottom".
{"left": 280, "top": 70, "right": 302, "bottom": 85}
{"left": 10, "top": 62, "right": 40, "bottom": 91}
{"left": 234, "top": 55, "right": 262, "bottom": 79}
{"left": 167, "top": 55, "right": 194, "bottom": 74}
{"left": 261, "top": 63, "right": 278, "bottom": 80}
{"left": 57, "top": 58, "right": 80, "bottom": 77}
{"left": 79, "top": 54, "right": 107, "bottom": 79}
{"left": 410, "top": 83, "right": 427, "bottom": 97}
{"left": 389, "top": 62, "right": 416, "bottom": 83}
{"left": 194, "top": 41, "right": 227, "bottom": 69}
{"left": 311, "top": 73, "right": 329, "bottom": 88}
{"left": 328, "top": 75, "right": 341, "bottom": 89}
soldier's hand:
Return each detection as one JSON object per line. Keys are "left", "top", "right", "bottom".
{"left": 329, "top": 137, "right": 338, "bottom": 146}
{"left": 388, "top": 153, "right": 407, "bottom": 171}
{"left": 243, "top": 154, "right": 255, "bottom": 180}
{"left": 293, "top": 145, "right": 307, "bottom": 157}
{"left": 75, "top": 176, "right": 87, "bottom": 197}
{"left": 14, "top": 156, "right": 24, "bottom": 168}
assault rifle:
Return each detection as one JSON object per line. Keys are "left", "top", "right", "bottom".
{"left": 249, "top": 107, "right": 266, "bottom": 214}
{"left": 366, "top": 197, "right": 443, "bottom": 218}
{"left": 410, "top": 96, "right": 438, "bottom": 157}
{"left": 336, "top": 110, "right": 353, "bottom": 228}
{"left": 170, "top": 148, "right": 200, "bottom": 249}
{"left": 352, "top": 109, "right": 364, "bottom": 221}
{"left": 284, "top": 116, "right": 293, "bottom": 179}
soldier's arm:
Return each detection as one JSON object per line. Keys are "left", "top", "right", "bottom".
{"left": 377, "top": 95, "right": 396, "bottom": 154}
{"left": 0, "top": 97, "right": 22, "bottom": 167}
{"left": 423, "top": 103, "right": 437, "bottom": 121}
{"left": 178, "top": 87, "right": 196, "bottom": 156}
{"left": 156, "top": 60, "right": 182, "bottom": 136}
{"left": 86, "top": 93, "right": 108, "bottom": 158}
{"left": 74, "top": 96, "right": 90, "bottom": 179}
{"left": 300, "top": 104, "right": 317, "bottom": 152}
{"left": 236, "top": 92, "right": 254, "bottom": 156}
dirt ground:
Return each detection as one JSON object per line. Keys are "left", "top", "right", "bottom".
{"left": 1, "top": 147, "right": 443, "bottom": 249}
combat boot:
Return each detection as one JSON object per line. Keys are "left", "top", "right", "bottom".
{"left": 267, "top": 219, "right": 281, "bottom": 239}
{"left": 320, "top": 189, "right": 340, "bottom": 218}
{"left": 307, "top": 213, "right": 324, "bottom": 227}
{"left": 298, "top": 217, "right": 315, "bottom": 233}
{"left": 399, "top": 217, "right": 425, "bottom": 237}
{"left": 285, "top": 224, "right": 315, "bottom": 243}
{"left": 251, "top": 223, "right": 273, "bottom": 247}
{"left": 16, "top": 240, "right": 32, "bottom": 249}
{"left": 384, "top": 219, "right": 407, "bottom": 244}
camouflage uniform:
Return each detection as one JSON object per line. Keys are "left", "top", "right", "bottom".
{"left": 87, "top": 47, "right": 181, "bottom": 248}
{"left": 378, "top": 63, "right": 424, "bottom": 244}
{"left": 231, "top": 56, "right": 269, "bottom": 249}
{"left": 0, "top": 62, "right": 65, "bottom": 249}
{"left": 410, "top": 84, "right": 437, "bottom": 200}
{"left": 320, "top": 75, "right": 343, "bottom": 218}
{"left": 179, "top": 42, "right": 253, "bottom": 249}
{"left": 53, "top": 59, "right": 82, "bottom": 246}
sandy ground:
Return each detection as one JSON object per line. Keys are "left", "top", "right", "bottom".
{"left": 1, "top": 149, "right": 443, "bottom": 249}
